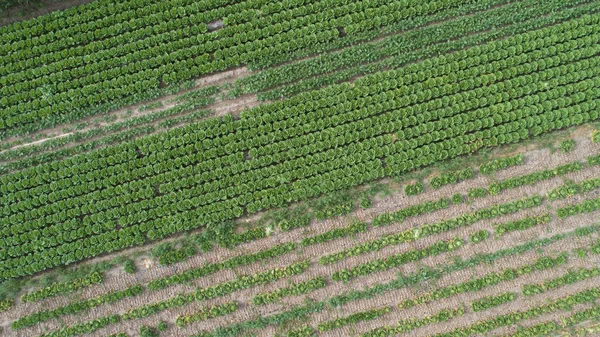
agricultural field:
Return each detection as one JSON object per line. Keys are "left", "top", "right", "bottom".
{"left": 2, "top": 0, "right": 600, "bottom": 336}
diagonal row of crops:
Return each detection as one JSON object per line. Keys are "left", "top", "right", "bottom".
{"left": 2, "top": 133, "right": 600, "bottom": 337}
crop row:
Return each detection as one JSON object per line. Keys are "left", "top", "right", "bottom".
{"left": 175, "top": 302, "right": 238, "bottom": 328}
{"left": 332, "top": 237, "right": 465, "bottom": 282}
{"left": 12, "top": 285, "right": 143, "bottom": 329}
{"left": 399, "top": 253, "right": 568, "bottom": 308}
{"left": 1, "top": 15, "right": 599, "bottom": 279}
{"left": 494, "top": 214, "right": 552, "bottom": 236}
{"left": 430, "top": 168, "right": 475, "bottom": 189}
{"left": 522, "top": 267, "right": 600, "bottom": 296}
{"left": 432, "top": 286, "right": 600, "bottom": 337}
{"left": 300, "top": 221, "right": 367, "bottom": 247}
{"left": 557, "top": 196, "right": 600, "bottom": 218}
{"left": 470, "top": 292, "right": 516, "bottom": 312}
{"left": 548, "top": 174, "right": 600, "bottom": 201}
{"left": 489, "top": 161, "right": 584, "bottom": 195}
{"left": 317, "top": 307, "right": 391, "bottom": 332}
{"left": 479, "top": 153, "right": 524, "bottom": 175}
{"left": 252, "top": 276, "right": 327, "bottom": 306}
{"left": 20, "top": 271, "right": 103, "bottom": 303}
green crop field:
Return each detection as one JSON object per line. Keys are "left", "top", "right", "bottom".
{"left": 2, "top": 0, "right": 600, "bottom": 336}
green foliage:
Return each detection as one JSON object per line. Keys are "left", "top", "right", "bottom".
{"left": 157, "top": 321, "right": 168, "bottom": 332}
{"left": 140, "top": 325, "right": 159, "bottom": 337}
{"left": 479, "top": 153, "right": 524, "bottom": 175}
{"left": 286, "top": 326, "right": 317, "bottom": 337}
{"left": 301, "top": 221, "right": 367, "bottom": 247}
{"left": 0, "top": 298, "right": 13, "bottom": 313}
{"left": 468, "top": 187, "right": 489, "bottom": 199}
{"left": 470, "top": 292, "right": 516, "bottom": 312}
{"left": 557, "top": 196, "right": 600, "bottom": 218}
{"left": 20, "top": 272, "right": 103, "bottom": 303}
{"left": 588, "top": 154, "right": 600, "bottom": 166}
{"left": 494, "top": 214, "right": 552, "bottom": 236}
{"left": 253, "top": 277, "right": 326, "bottom": 306}
{"left": 400, "top": 253, "right": 567, "bottom": 309}
{"left": 324, "top": 197, "right": 541, "bottom": 265}
{"left": 176, "top": 302, "right": 238, "bottom": 328}
{"left": 592, "top": 130, "right": 600, "bottom": 143}
{"left": 405, "top": 182, "right": 424, "bottom": 196}
{"left": 469, "top": 230, "right": 489, "bottom": 244}
{"left": 332, "top": 238, "right": 464, "bottom": 282}
{"left": 430, "top": 168, "right": 475, "bottom": 189}
{"left": 522, "top": 267, "right": 600, "bottom": 296}
{"left": 123, "top": 260, "right": 137, "bottom": 274}
{"left": 559, "top": 139, "right": 575, "bottom": 153}
{"left": 451, "top": 193, "right": 464, "bottom": 204}
{"left": 490, "top": 161, "right": 584, "bottom": 195}
{"left": 373, "top": 197, "right": 450, "bottom": 227}
{"left": 318, "top": 307, "right": 391, "bottom": 332}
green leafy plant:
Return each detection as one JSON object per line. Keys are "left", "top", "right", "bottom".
{"left": 559, "top": 139, "right": 575, "bottom": 153}
{"left": 123, "top": 260, "right": 137, "bottom": 274}
{"left": 405, "top": 182, "right": 425, "bottom": 196}
{"left": 469, "top": 230, "right": 489, "bottom": 244}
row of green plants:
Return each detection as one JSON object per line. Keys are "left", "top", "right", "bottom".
{"left": 430, "top": 168, "right": 475, "bottom": 189}
{"left": 300, "top": 221, "right": 367, "bottom": 247}
{"left": 494, "top": 214, "right": 552, "bottom": 236}
{"left": 548, "top": 176, "right": 600, "bottom": 201}
{"left": 488, "top": 161, "right": 584, "bottom": 195}
{"left": 147, "top": 242, "right": 297, "bottom": 290}
{"left": 252, "top": 276, "right": 326, "bottom": 306}
{"left": 589, "top": 154, "right": 600, "bottom": 166}
{"left": 404, "top": 181, "right": 424, "bottom": 196}
{"left": 479, "top": 153, "right": 525, "bottom": 175}
{"left": 332, "top": 237, "right": 465, "bottom": 282}
{"left": 12, "top": 284, "right": 144, "bottom": 329}
{"left": 20, "top": 271, "right": 103, "bottom": 303}
{"left": 286, "top": 326, "right": 317, "bottom": 337}
{"left": 175, "top": 301, "right": 238, "bottom": 328}
{"left": 372, "top": 197, "right": 450, "bottom": 227}
{"left": 2, "top": 14, "right": 600, "bottom": 280}
{"left": 470, "top": 292, "right": 516, "bottom": 312}
{"left": 522, "top": 267, "right": 600, "bottom": 296}
{"left": 360, "top": 307, "right": 465, "bottom": 337}
{"left": 316, "top": 306, "right": 391, "bottom": 332}
{"left": 557, "top": 196, "right": 600, "bottom": 218}
{"left": 399, "top": 253, "right": 568, "bottom": 309}
{"left": 0, "top": 298, "right": 13, "bottom": 312}
{"left": 321, "top": 196, "right": 542, "bottom": 265}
